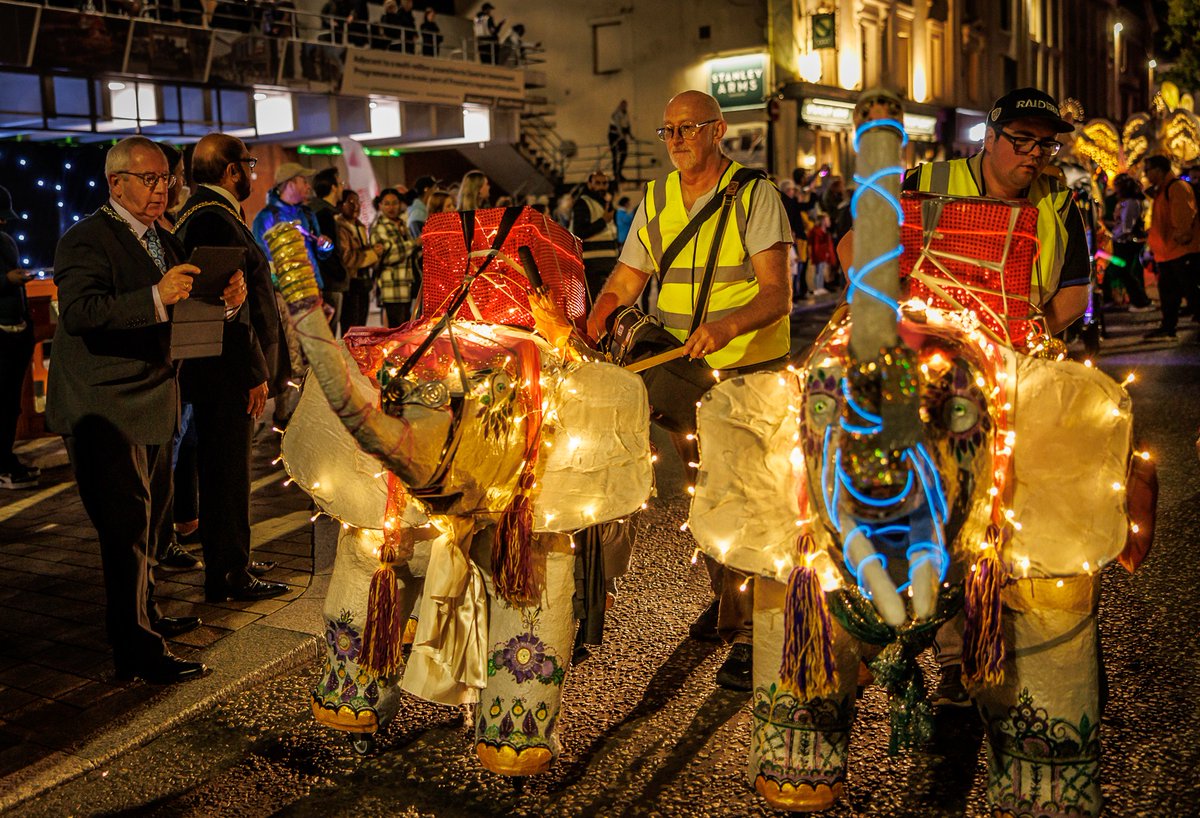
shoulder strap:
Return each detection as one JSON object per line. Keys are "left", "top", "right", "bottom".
{"left": 687, "top": 169, "right": 760, "bottom": 336}
{"left": 657, "top": 166, "right": 765, "bottom": 285}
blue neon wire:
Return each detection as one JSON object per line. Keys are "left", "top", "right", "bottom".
{"left": 836, "top": 451, "right": 914, "bottom": 507}
{"left": 852, "top": 118, "right": 910, "bottom": 150}
{"left": 851, "top": 166, "right": 906, "bottom": 222}
{"left": 840, "top": 376, "right": 882, "bottom": 424}
{"left": 840, "top": 418, "right": 884, "bottom": 435}
{"left": 821, "top": 425, "right": 840, "bottom": 532}
{"left": 913, "top": 443, "right": 949, "bottom": 521}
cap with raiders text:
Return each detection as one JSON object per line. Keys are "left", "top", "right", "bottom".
{"left": 988, "top": 87, "right": 1075, "bottom": 133}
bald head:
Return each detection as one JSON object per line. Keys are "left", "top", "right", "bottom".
{"left": 664, "top": 90, "right": 722, "bottom": 124}
{"left": 192, "top": 132, "right": 253, "bottom": 201}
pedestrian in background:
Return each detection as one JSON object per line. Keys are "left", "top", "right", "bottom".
{"left": 608, "top": 99, "right": 633, "bottom": 181}
{"left": 336, "top": 188, "right": 383, "bottom": 334}
{"left": 1106, "top": 173, "right": 1154, "bottom": 312}
{"left": 1142, "top": 154, "right": 1200, "bottom": 342}
{"left": 371, "top": 187, "right": 416, "bottom": 326}
{"left": 420, "top": 6, "right": 442, "bottom": 56}
{"left": 0, "top": 185, "right": 37, "bottom": 490}
{"left": 309, "top": 167, "right": 349, "bottom": 335}
{"left": 473, "top": 2, "right": 502, "bottom": 63}
{"left": 457, "top": 170, "right": 491, "bottom": 211}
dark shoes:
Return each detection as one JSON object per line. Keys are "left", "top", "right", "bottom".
{"left": 205, "top": 575, "right": 290, "bottom": 603}
{"left": 248, "top": 560, "right": 277, "bottom": 577}
{"left": 0, "top": 467, "right": 38, "bottom": 490}
{"left": 1143, "top": 327, "right": 1179, "bottom": 342}
{"left": 116, "top": 651, "right": 209, "bottom": 685}
{"left": 688, "top": 599, "right": 721, "bottom": 643}
{"left": 715, "top": 642, "right": 754, "bottom": 691}
{"left": 932, "top": 663, "right": 972, "bottom": 708}
{"left": 158, "top": 540, "right": 204, "bottom": 572}
{"left": 154, "top": 616, "right": 202, "bottom": 639}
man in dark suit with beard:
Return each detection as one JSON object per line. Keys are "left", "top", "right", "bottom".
{"left": 47, "top": 136, "right": 247, "bottom": 684}
{"left": 173, "top": 132, "right": 291, "bottom": 603}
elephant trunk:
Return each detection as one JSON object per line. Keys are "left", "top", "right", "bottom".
{"left": 265, "top": 222, "right": 451, "bottom": 488}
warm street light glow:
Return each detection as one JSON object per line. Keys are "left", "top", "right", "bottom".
{"left": 1113, "top": 22, "right": 1123, "bottom": 34}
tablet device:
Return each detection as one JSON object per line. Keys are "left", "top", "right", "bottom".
{"left": 186, "top": 246, "right": 246, "bottom": 300}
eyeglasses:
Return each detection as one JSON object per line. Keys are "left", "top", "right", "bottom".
{"left": 113, "top": 170, "right": 177, "bottom": 189}
{"left": 998, "top": 130, "right": 1063, "bottom": 157}
{"left": 656, "top": 119, "right": 719, "bottom": 142}
{"left": 237, "top": 156, "right": 258, "bottom": 170}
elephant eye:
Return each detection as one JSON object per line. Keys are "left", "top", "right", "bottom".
{"left": 807, "top": 393, "right": 837, "bottom": 430}
{"left": 942, "top": 396, "right": 980, "bottom": 433}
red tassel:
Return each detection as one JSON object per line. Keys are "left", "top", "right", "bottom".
{"left": 780, "top": 560, "right": 839, "bottom": 701}
{"left": 359, "top": 476, "right": 411, "bottom": 676}
{"left": 962, "top": 526, "right": 1006, "bottom": 686}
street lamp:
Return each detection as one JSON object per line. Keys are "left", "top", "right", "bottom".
{"left": 1112, "top": 22, "right": 1123, "bottom": 119}
{"left": 1148, "top": 59, "right": 1157, "bottom": 102}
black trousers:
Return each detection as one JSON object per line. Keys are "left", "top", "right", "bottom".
{"left": 340, "top": 277, "right": 374, "bottom": 336}
{"left": 190, "top": 382, "right": 254, "bottom": 592}
{"left": 1155, "top": 252, "right": 1200, "bottom": 333}
{"left": 383, "top": 300, "right": 413, "bottom": 328}
{"left": 0, "top": 324, "right": 34, "bottom": 472}
{"left": 65, "top": 426, "right": 169, "bottom": 668}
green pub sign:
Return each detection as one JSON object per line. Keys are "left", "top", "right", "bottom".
{"left": 812, "top": 13, "right": 836, "bottom": 49}
{"left": 707, "top": 53, "right": 768, "bottom": 111}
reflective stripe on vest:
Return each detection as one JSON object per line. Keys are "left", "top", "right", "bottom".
{"left": 913, "top": 155, "right": 1070, "bottom": 306}
{"left": 637, "top": 160, "right": 790, "bottom": 369}
{"left": 579, "top": 195, "right": 617, "bottom": 260}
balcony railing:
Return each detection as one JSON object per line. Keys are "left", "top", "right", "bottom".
{"left": 0, "top": 0, "right": 540, "bottom": 87}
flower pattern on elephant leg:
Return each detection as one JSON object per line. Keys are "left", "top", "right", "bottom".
{"left": 981, "top": 688, "right": 1101, "bottom": 818}
{"left": 750, "top": 683, "right": 856, "bottom": 795}
{"left": 313, "top": 609, "right": 388, "bottom": 718}
{"left": 477, "top": 607, "right": 566, "bottom": 755}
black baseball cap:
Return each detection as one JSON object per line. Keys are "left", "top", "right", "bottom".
{"left": 988, "top": 87, "right": 1075, "bottom": 133}
{"left": 0, "top": 186, "right": 19, "bottom": 221}
{"left": 413, "top": 175, "right": 436, "bottom": 195}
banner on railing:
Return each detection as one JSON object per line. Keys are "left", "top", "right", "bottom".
{"left": 340, "top": 50, "right": 525, "bottom": 106}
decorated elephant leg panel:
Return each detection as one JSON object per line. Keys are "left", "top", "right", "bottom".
{"left": 973, "top": 576, "right": 1102, "bottom": 818}
{"left": 749, "top": 579, "right": 862, "bottom": 812}
{"left": 476, "top": 541, "right": 575, "bottom": 777}
{"left": 312, "top": 527, "right": 422, "bottom": 734}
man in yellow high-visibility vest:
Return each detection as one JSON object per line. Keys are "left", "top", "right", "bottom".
{"left": 587, "top": 90, "right": 792, "bottom": 690}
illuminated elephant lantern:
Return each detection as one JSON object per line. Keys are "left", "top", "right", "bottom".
{"left": 266, "top": 217, "right": 652, "bottom": 774}
{"left": 689, "top": 98, "right": 1135, "bottom": 817}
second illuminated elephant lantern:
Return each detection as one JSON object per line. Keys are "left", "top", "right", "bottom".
{"left": 689, "top": 94, "right": 1136, "bottom": 817}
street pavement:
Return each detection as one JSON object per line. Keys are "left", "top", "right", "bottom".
{"left": 3, "top": 297, "right": 1200, "bottom": 816}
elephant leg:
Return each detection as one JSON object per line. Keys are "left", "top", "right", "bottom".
{"left": 475, "top": 535, "right": 575, "bottom": 777}
{"left": 973, "top": 575, "right": 1102, "bottom": 818}
{"left": 312, "top": 527, "right": 422, "bottom": 734}
{"left": 749, "top": 578, "right": 862, "bottom": 812}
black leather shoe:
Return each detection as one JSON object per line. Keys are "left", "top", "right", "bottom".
{"left": 154, "top": 616, "right": 202, "bottom": 639}
{"left": 248, "top": 560, "right": 276, "bottom": 577}
{"left": 158, "top": 540, "right": 204, "bottom": 572}
{"left": 715, "top": 642, "right": 753, "bottom": 691}
{"left": 206, "top": 576, "right": 290, "bottom": 602}
{"left": 688, "top": 599, "right": 721, "bottom": 643}
{"left": 115, "top": 652, "right": 209, "bottom": 685}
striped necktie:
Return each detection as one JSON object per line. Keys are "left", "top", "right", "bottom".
{"left": 144, "top": 228, "right": 167, "bottom": 274}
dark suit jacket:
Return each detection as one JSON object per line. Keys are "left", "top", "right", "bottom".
{"left": 46, "top": 206, "right": 181, "bottom": 445}
{"left": 173, "top": 186, "right": 290, "bottom": 399}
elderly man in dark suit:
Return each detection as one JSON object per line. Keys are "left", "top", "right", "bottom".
{"left": 173, "top": 132, "right": 292, "bottom": 603}
{"left": 47, "top": 136, "right": 247, "bottom": 684}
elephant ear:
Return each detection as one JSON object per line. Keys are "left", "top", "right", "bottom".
{"left": 1007, "top": 356, "right": 1132, "bottom": 576}
{"left": 690, "top": 372, "right": 833, "bottom": 583}
{"left": 280, "top": 348, "right": 390, "bottom": 529}
{"left": 1161, "top": 109, "right": 1200, "bottom": 164}
{"left": 532, "top": 361, "right": 653, "bottom": 532}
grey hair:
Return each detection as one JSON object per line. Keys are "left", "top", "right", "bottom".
{"left": 104, "top": 136, "right": 165, "bottom": 177}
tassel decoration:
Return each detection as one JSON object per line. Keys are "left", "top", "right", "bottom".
{"left": 359, "top": 476, "right": 411, "bottom": 677}
{"left": 962, "top": 524, "right": 1006, "bottom": 686}
{"left": 779, "top": 533, "right": 839, "bottom": 701}
{"left": 492, "top": 340, "right": 545, "bottom": 607}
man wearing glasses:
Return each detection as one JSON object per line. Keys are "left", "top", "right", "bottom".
{"left": 47, "top": 136, "right": 248, "bottom": 684}
{"left": 900, "top": 87, "right": 1090, "bottom": 335}
{"left": 173, "top": 132, "right": 291, "bottom": 604}
{"left": 587, "top": 90, "right": 792, "bottom": 691}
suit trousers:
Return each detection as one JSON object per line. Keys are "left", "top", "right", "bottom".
{"left": 190, "top": 383, "right": 254, "bottom": 592}
{"left": 65, "top": 429, "right": 169, "bottom": 667}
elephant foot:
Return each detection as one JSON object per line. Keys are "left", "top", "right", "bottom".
{"left": 476, "top": 741, "right": 553, "bottom": 777}
{"left": 311, "top": 695, "right": 379, "bottom": 733}
{"left": 754, "top": 775, "right": 844, "bottom": 812}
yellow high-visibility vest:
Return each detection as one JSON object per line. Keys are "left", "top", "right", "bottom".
{"left": 637, "top": 161, "right": 790, "bottom": 369}
{"left": 910, "top": 153, "right": 1073, "bottom": 306}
